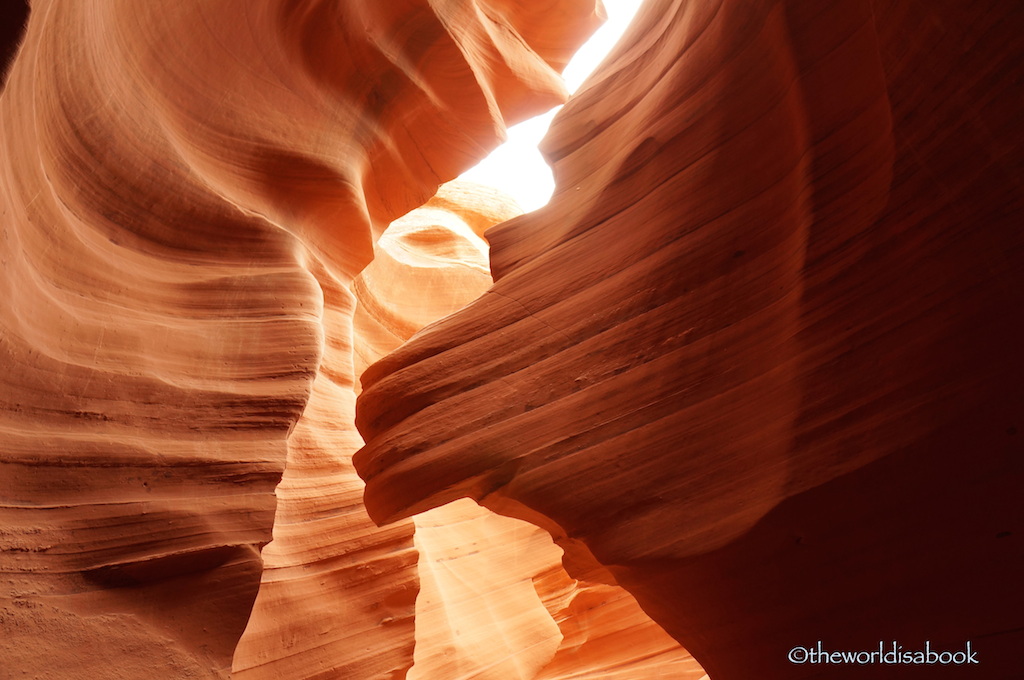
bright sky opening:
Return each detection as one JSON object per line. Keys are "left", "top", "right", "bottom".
{"left": 459, "top": 1, "right": 643, "bottom": 212}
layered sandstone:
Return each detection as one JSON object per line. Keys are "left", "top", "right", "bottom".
{"left": 6, "top": 0, "right": 1021, "bottom": 678}
{"left": 345, "top": 184, "right": 704, "bottom": 679}
{"left": 356, "top": 1, "right": 1024, "bottom": 678}
{"left": 0, "top": 1, "right": 604, "bottom": 677}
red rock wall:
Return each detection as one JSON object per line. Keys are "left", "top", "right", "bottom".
{"left": 6, "top": 0, "right": 1021, "bottom": 677}
{"left": 0, "top": 1, "right": 601, "bottom": 677}
{"left": 355, "top": 1, "right": 1024, "bottom": 678}
{"left": 347, "top": 182, "right": 705, "bottom": 679}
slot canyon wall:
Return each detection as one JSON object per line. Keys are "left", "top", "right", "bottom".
{"left": 1, "top": 0, "right": 701, "bottom": 678}
{"left": 355, "top": 0, "right": 1024, "bottom": 679}
{"left": 1, "top": 1, "right": 1021, "bottom": 680}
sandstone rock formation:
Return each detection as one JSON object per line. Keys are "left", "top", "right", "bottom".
{"left": 0, "top": 1, "right": 622, "bottom": 678}
{"left": 355, "top": 1, "right": 1024, "bottom": 678}
{"left": 5, "top": 0, "right": 1021, "bottom": 678}
{"left": 344, "top": 184, "right": 704, "bottom": 679}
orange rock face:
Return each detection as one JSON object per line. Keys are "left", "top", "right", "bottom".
{"left": 6, "top": 0, "right": 1022, "bottom": 678}
{"left": 0, "top": 1, "right": 604, "bottom": 678}
{"left": 346, "top": 185, "right": 703, "bottom": 678}
{"left": 355, "top": 1, "right": 1024, "bottom": 678}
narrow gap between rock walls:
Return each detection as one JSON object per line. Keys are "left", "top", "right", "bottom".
{"left": 459, "top": 0, "right": 643, "bottom": 213}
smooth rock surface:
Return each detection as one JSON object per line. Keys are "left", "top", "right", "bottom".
{"left": 350, "top": 184, "right": 704, "bottom": 678}
{"left": 0, "top": 1, "right": 600, "bottom": 677}
{"left": 355, "top": 1, "right": 1024, "bottom": 678}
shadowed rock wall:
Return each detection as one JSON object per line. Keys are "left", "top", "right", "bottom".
{"left": 355, "top": 1, "right": 1024, "bottom": 678}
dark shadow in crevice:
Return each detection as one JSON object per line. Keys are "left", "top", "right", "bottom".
{"left": 1, "top": 0, "right": 30, "bottom": 92}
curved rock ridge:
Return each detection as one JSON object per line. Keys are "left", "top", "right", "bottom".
{"left": 344, "top": 181, "right": 704, "bottom": 679}
{"left": 0, "top": 1, "right": 601, "bottom": 677}
{"left": 355, "top": 0, "right": 1024, "bottom": 677}
{"left": 232, "top": 180, "right": 515, "bottom": 679}
{"left": 410, "top": 498, "right": 706, "bottom": 680}
{"left": 351, "top": 181, "right": 510, "bottom": 382}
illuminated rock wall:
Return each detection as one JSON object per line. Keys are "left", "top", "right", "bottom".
{"left": 355, "top": 1, "right": 1024, "bottom": 678}
{"left": 0, "top": 1, "right": 601, "bottom": 677}
{"left": 5, "top": 0, "right": 1021, "bottom": 678}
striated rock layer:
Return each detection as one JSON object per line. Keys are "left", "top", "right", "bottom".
{"left": 350, "top": 183, "right": 705, "bottom": 679}
{"left": 0, "top": 1, "right": 602, "bottom": 678}
{"left": 356, "top": 0, "right": 1024, "bottom": 678}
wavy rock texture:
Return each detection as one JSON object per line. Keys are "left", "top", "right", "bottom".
{"left": 231, "top": 182, "right": 519, "bottom": 680}
{"left": 410, "top": 498, "right": 706, "bottom": 680}
{"left": 0, "top": 1, "right": 601, "bottom": 678}
{"left": 356, "top": 1, "right": 1024, "bottom": 678}
{"left": 351, "top": 181, "right": 510, "bottom": 381}
{"left": 347, "top": 183, "right": 704, "bottom": 679}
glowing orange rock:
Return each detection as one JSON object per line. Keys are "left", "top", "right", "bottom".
{"left": 355, "top": 1, "right": 1024, "bottom": 677}
{"left": 348, "top": 182, "right": 703, "bottom": 679}
{"left": 0, "top": 1, "right": 600, "bottom": 677}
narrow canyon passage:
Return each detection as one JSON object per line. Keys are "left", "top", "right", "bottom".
{"left": 1, "top": 1, "right": 700, "bottom": 677}
{"left": 2, "top": 1, "right": 1022, "bottom": 679}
